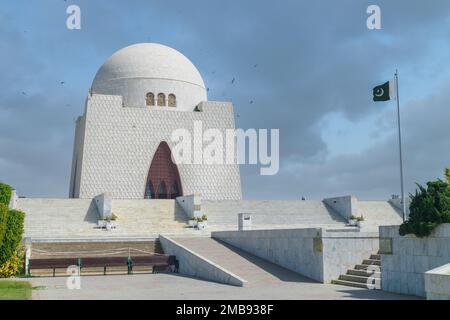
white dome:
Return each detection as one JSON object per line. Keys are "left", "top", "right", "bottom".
{"left": 91, "top": 43, "right": 207, "bottom": 111}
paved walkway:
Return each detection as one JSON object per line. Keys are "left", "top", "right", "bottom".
{"left": 18, "top": 237, "right": 421, "bottom": 300}
{"left": 25, "top": 272, "right": 419, "bottom": 300}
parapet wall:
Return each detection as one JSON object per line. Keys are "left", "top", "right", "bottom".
{"left": 159, "top": 235, "right": 246, "bottom": 287}
{"left": 380, "top": 224, "right": 450, "bottom": 297}
{"left": 212, "top": 228, "right": 379, "bottom": 283}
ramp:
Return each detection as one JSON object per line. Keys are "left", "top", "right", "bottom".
{"left": 173, "top": 237, "right": 312, "bottom": 287}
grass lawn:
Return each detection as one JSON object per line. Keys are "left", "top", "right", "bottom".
{"left": 0, "top": 281, "right": 32, "bottom": 300}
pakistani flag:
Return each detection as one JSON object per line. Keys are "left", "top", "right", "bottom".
{"left": 373, "top": 80, "right": 396, "bottom": 102}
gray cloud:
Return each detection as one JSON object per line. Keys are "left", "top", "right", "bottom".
{"left": 0, "top": 0, "right": 449, "bottom": 200}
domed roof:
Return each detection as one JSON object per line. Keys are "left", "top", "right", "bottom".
{"left": 90, "top": 43, "right": 207, "bottom": 110}
{"left": 92, "top": 43, "right": 205, "bottom": 90}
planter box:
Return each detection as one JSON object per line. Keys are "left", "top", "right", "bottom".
{"left": 356, "top": 221, "right": 366, "bottom": 228}
{"left": 197, "top": 222, "right": 207, "bottom": 230}
{"left": 97, "top": 220, "right": 118, "bottom": 229}
{"left": 188, "top": 220, "right": 197, "bottom": 227}
{"left": 97, "top": 220, "right": 107, "bottom": 228}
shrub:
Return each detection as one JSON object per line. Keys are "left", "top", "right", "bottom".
{"left": 0, "top": 209, "right": 25, "bottom": 265}
{"left": 0, "top": 203, "right": 8, "bottom": 247}
{"left": 0, "top": 182, "right": 12, "bottom": 207}
{"left": 399, "top": 180, "right": 450, "bottom": 238}
{"left": 0, "top": 247, "right": 24, "bottom": 278}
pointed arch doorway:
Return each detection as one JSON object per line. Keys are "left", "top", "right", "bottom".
{"left": 144, "top": 142, "right": 183, "bottom": 199}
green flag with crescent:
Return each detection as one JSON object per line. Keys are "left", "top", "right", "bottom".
{"left": 373, "top": 81, "right": 390, "bottom": 101}
{"left": 373, "top": 80, "right": 396, "bottom": 102}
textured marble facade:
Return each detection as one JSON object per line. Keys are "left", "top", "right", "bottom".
{"left": 70, "top": 94, "right": 242, "bottom": 200}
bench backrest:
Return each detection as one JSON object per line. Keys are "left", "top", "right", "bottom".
{"left": 29, "top": 258, "right": 78, "bottom": 269}
{"left": 28, "top": 255, "right": 176, "bottom": 269}
{"left": 80, "top": 256, "right": 128, "bottom": 267}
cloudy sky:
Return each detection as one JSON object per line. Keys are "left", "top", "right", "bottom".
{"left": 0, "top": 0, "right": 449, "bottom": 200}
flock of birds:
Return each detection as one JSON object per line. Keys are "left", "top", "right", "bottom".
{"left": 19, "top": 56, "right": 260, "bottom": 120}
{"left": 206, "top": 63, "right": 260, "bottom": 119}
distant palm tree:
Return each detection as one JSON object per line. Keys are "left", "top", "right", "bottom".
{"left": 446, "top": 168, "right": 450, "bottom": 183}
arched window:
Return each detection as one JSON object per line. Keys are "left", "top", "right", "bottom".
{"left": 170, "top": 182, "right": 179, "bottom": 199}
{"left": 157, "top": 181, "right": 167, "bottom": 199}
{"left": 145, "top": 181, "right": 155, "bottom": 199}
{"left": 168, "top": 94, "right": 176, "bottom": 107}
{"left": 157, "top": 93, "right": 166, "bottom": 106}
{"left": 146, "top": 92, "right": 155, "bottom": 106}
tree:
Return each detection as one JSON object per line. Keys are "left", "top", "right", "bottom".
{"left": 446, "top": 168, "right": 450, "bottom": 183}
{"left": 399, "top": 179, "right": 450, "bottom": 237}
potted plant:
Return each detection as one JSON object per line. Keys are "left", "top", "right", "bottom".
{"left": 348, "top": 215, "right": 357, "bottom": 226}
{"left": 201, "top": 214, "right": 208, "bottom": 227}
{"left": 356, "top": 215, "right": 365, "bottom": 228}
{"left": 110, "top": 213, "right": 118, "bottom": 229}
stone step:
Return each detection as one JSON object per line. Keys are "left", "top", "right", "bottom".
{"left": 331, "top": 279, "right": 372, "bottom": 289}
{"left": 362, "top": 259, "right": 381, "bottom": 266}
{"left": 370, "top": 254, "right": 381, "bottom": 260}
{"left": 355, "top": 263, "right": 381, "bottom": 270}
{"left": 347, "top": 269, "right": 381, "bottom": 277}
{"left": 339, "top": 274, "right": 379, "bottom": 284}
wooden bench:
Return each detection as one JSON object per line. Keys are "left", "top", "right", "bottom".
{"left": 28, "top": 255, "right": 178, "bottom": 276}
{"left": 80, "top": 256, "right": 129, "bottom": 275}
{"left": 28, "top": 258, "right": 79, "bottom": 277}
{"left": 129, "top": 255, "right": 178, "bottom": 273}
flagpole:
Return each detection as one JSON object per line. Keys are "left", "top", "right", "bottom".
{"left": 395, "top": 70, "right": 406, "bottom": 221}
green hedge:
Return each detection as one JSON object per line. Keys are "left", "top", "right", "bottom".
{"left": 0, "top": 204, "right": 8, "bottom": 247}
{"left": 0, "top": 183, "right": 12, "bottom": 207}
{"left": 0, "top": 209, "right": 25, "bottom": 265}
{"left": 399, "top": 179, "right": 450, "bottom": 238}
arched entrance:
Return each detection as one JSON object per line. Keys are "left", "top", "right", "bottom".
{"left": 144, "top": 142, "right": 183, "bottom": 199}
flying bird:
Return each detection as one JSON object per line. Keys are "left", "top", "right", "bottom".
{"left": 253, "top": 64, "right": 258, "bottom": 68}
{"left": 231, "top": 78, "right": 235, "bottom": 84}
{"left": 21, "top": 91, "right": 27, "bottom": 95}
{"left": 249, "top": 100, "right": 254, "bottom": 104}
{"left": 60, "top": 81, "right": 65, "bottom": 85}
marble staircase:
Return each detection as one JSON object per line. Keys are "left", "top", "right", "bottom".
{"left": 332, "top": 254, "right": 382, "bottom": 289}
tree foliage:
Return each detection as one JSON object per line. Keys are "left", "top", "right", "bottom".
{"left": 399, "top": 179, "right": 450, "bottom": 237}
{"left": 0, "top": 183, "right": 12, "bottom": 207}
{"left": 0, "top": 209, "right": 25, "bottom": 265}
{"left": 0, "top": 204, "right": 8, "bottom": 247}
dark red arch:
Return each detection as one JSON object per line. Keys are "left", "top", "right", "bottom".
{"left": 144, "top": 142, "right": 183, "bottom": 199}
